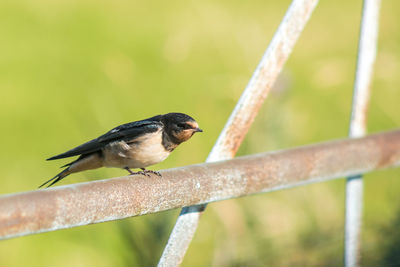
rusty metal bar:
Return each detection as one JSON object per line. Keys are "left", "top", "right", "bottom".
{"left": 158, "top": 0, "right": 319, "bottom": 265}
{"left": 345, "top": 1, "right": 381, "bottom": 266}
{"left": 1, "top": 130, "right": 399, "bottom": 241}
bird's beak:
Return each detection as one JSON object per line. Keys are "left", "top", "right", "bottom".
{"left": 194, "top": 127, "right": 203, "bottom": 133}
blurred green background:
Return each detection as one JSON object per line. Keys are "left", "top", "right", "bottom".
{"left": 0, "top": 0, "right": 399, "bottom": 266}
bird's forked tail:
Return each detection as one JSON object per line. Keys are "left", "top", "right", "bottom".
{"left": 39, "top": 168, "right": 71, "bottom": 188}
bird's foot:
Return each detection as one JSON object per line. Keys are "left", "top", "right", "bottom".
{"left": 124, "top": 167, "right": 149, "bottom": 177}
{"left": 136, "top": 170, "right": 151, "bottom": 177}
{"left": 124, "top": 167, "right": 161, "bottom": 177}
{"left": 140, "top": 168, "right": 162, "bottom": 177}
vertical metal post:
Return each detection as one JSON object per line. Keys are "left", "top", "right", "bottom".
{"left": 345, "top": 0, "right": 380, "bottom": 266}
{"left": 158, "top": 0, "right": 319, "bottom": 266}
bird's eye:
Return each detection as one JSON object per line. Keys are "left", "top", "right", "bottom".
{"left": 178, "top": 123, "right": 191, "bottom": 129}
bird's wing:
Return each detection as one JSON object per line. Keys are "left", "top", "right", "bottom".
{"left": 97, "top": 119, "right": 163, "bottom": 143}
{"left": 47, "top": 116, "right": 163, "bottom": 161}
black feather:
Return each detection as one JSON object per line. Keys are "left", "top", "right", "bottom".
{"left": 46, "top": 139, "right": 102, "bottom": 160}
{"left": 46, "top": 116, "right": 163, "bottom": 161}
{"left": 39, "top": 168, "right": 70, "bottom": 188}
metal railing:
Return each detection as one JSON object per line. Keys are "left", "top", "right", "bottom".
{"left": 345, "top": 0, "right": 381, "bottom": 266}
{"left": 0, "top": 0, "right": 388, "bottom": 266}
{"left": 1, "top": 130, "right": 399, "bottom": 241}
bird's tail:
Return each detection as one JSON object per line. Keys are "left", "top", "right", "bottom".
{"left": 40, "top": 153, "right": 103, "bottom": 188}
{"left": 39, "top": 168, "right": 71, "bottom": 188}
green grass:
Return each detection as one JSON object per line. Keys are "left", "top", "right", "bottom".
{"left": 0, "top": 0, "right": 399, "bottom": 266}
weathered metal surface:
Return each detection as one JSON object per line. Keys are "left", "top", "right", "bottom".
{"left": 0, "top": 130, "right": 399, "bottom": 241}
{"left": 345, "top": 1, "right": 381, "bottom": 266}
{"left": 159, "top": 0, "right": 320, "bottom": 265}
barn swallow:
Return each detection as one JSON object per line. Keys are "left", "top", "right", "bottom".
{"left": 40, "top": 113, "right": 202, "bottom": 188}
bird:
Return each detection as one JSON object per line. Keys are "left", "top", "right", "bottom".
{"left": 39, "top": 112, "right": 202, "bottom": 188}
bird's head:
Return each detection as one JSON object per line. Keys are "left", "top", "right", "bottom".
{"left": 162, "top": 113, "right": 203, "bottom": 144}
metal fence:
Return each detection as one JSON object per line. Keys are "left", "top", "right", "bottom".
{"left": 0, "top": 0, "right": 391, "bottom": 266}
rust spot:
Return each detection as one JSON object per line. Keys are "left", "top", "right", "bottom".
{"left": 376, "top": 131, "right": 400, "bottom": 168}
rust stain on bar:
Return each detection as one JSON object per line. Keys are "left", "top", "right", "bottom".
{"left": 0, "top": 130, "right": 399, "bottom": 240}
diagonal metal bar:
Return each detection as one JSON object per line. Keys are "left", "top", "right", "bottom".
{"left": 345, "top": 0, "right": 381, "bottom": 266}
{"left": 158, "top": 0, "right": 319, "bottom": 265}
{"left": 0, "top": 130, "right": 399, "bottom": 241}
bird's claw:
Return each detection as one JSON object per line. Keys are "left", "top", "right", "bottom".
{"left": 140, "top": 168, "right": 162, "bottom": 177}
{"left": 137, "top": 171, "right": 151, "bottom": 177}
{"left": 146, "top": 170, "right": 162, "bottom": 177}
{"left": 126, "top": 168, "right": 162, "bottom": 177}
{"left": 127, "top": 171, "right": 151, "bottom": 177}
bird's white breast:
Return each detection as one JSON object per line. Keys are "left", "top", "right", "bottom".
{"left": 102, "top": 129, "right": 171, "bottom": 169}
